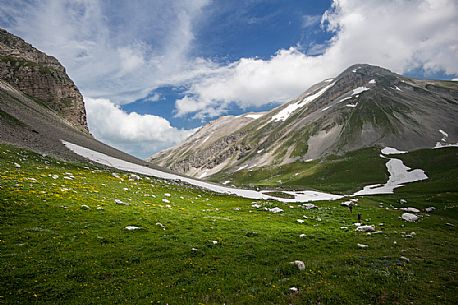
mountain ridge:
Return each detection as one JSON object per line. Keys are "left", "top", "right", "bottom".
{"left": 149, "top": 64, "right": 458, "bottom": 180}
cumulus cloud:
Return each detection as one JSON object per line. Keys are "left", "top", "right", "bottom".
{"left": 175, "top": 0, "right": 458, "bottom": 117}
{"left": 85, "top": 98, "right": 196, "bottom": 158}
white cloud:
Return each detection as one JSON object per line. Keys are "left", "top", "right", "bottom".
{"left": 176, "top": 0, "right": 458, "bottom": 117}
{"left": 85, "top": 98, "right": 196, "bottom": 158}
{"left": 302, "top": 14, "right": 321, "bottom": 28}
{"left": 0, "top": 0, "right": 212, "bottom": 104}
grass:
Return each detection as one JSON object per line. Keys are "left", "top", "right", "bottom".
{"left": 1, "top": 144, "right": 457, "bottom": 304}
{"left": 210, "top": 147, "right": 388, "bottom": 194}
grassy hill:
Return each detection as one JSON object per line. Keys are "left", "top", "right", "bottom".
{"left": 1, "top": 144, "right": 457, "bottom": 304}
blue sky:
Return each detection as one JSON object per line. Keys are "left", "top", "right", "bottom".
{"left": 1, "top": 0, "right": 458, "bottom": 157}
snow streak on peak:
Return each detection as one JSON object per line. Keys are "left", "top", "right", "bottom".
{"left": 271, "top": 82, "right": 335, "bottom": 122}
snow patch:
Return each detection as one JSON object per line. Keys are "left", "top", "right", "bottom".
{"left": 353, "top": 157, "right": 428, "bottom": 196}
{"left": 346, "top": 102, "right": 358, "bottom": 108}
{"left": 245, "top": 113, "right": 264, "bottom": 120}
{"left": 439, "top": 129, "right": 448, "bottom": 138}
{"left": 257, "top": 149, "right": 264, "bottom": 154}
{"left": 271, "top": 82, "right": 335, "bottom": 122}
{"left": 198, "top": 171, "right": 208, "bottom": 179}
{"left": 352, "top": 86, "right": 370, "bottom": 95}
{"left": 368, "top": 79, "right": 376, "bottom": 84}
{"left": 321, "top": 106, "right": 332, "bottom": 112}
{"left": 381, "top": 147, "right": 407, "bottom": 155}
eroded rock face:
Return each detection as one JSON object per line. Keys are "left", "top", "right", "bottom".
{"left": 0, "top": 28, "right": 88, "bottom": 131}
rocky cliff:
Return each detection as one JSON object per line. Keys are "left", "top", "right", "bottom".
{"left": 0, "top": 28, "right": 88, "bottom": 131}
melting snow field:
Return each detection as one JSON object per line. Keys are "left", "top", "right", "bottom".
{"left": 381, "top": 147, "right": 407, "bottom": 155}
{"left": 62, "top": 141, "right": 429, "bottom": 202}
{"left": 353, "top": 158, "right": 428, "bottom": 196}
{"left": 62, "top": 140, "right": 343, "bottom": 203}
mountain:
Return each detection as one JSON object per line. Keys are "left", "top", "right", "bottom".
{"left": 0, "top": 28, "right": 153, "bottom": 166}
{"left": 148, "top": 64, "right": 458, "bottom": 181}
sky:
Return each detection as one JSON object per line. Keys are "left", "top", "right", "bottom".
{"left": 1, "top": 0, "right": 458, "bottom": 158}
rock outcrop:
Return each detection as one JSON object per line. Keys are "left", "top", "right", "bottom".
{"left": 0, "top": 28, "right": 88, "bottom": 131}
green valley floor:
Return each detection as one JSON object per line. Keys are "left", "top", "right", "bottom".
{"left": 1, "top": 144, "right": 457, "bottom": 304}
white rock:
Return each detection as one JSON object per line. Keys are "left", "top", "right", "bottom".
{"left": 63, "top": 176, "right": 73, "bottom": 180}
{"left": 252, "top": 203, "right": 262, "bottom": 208}
{"left": 354, "top": 222, "right": 362, "bottom": 227}
{"left": 425, "top": 207, "right": 436, "bottom": 213}
{"left": 162, "top": 198, "right": 170, "bottom": 204}
{"left": 299, "top": 234, "right": 306, "bottom": 238}
{"left": 114, "top": 198, "right": 129, "bottom": 206}
{"left": 128, "top": 174, "right": 141, "bottom": 181}
{"left": 400, "top": 207, "right": 420, "bottom": 213}
{"left": 400, "top": 199, "right": 407, "bottom": 204}
{"left": 399, "top": 256, "right": 410, "bottom": 263}
{"left": 80, "top": 204, "right": 90, "bottom": 209}
{"left": 212, "top": 240, "right": 218, "bottom": 245}
{"left": 123, "top": 187, "right": 129, "bottom": 191}
{"left": 233, "top": 207, "right": 241, "bottom": 211}
{"left": 356, "top": 225, "right": 375, "bottom": 232}
{"left": 164, "top": 193, "right": 171, "bottom": 197}
{"left": 297, "top": 219, "right": 305, "bottom": 224}
{"left": 155, "top": 222, "right": 165, "bottom": 230}
{"left": 302, "top": 203, "right": 317, "bottom": 209}
{"left": 340, "top": 200, "right": 354, "bottom": 207}
{"left": 289, "top": 287, "right": 299, "bottom": 293}
{"left": 14, "top": 162, "right": 21, "bottom": 168}
{"left": 401, "top": 213, "right": 418, "bottom": 222}
{"left": 357, "top": 243, "right": 369, "bottom": 248}
{"left": 268, "top": 207, "right": 284, "bottom": 213}
{"left": 165, "top": 204, "right": 172, "bottom": 209}
{"left": 290, "top": 260, "right": 305, "bottom": 271}
{"left": 125, "top": 226, "right": 141, "bottom": 231}
{"left": 51, "top": 175, "right": 59, "bottom": 179}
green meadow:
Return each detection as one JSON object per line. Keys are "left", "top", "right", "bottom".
{"left": 1, "top": 144, "right": 457, "bottom": 304}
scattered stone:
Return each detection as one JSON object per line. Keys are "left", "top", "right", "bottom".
{"left": 123, "top": 187, "right": 129, "bottom": 191}
{"left": 290, "top": 260, "right": 305, "bottom": 271}
{"left": 155, "top": 222, "right": 165, "bottom": 230}
{"left": 316, "top": 217, "right": 322, "bottom": 222}
{"left": 128, "top": 174, "right": 141, "bottom": 181}
{"left": 233, "top": 207, "right": 241, "bottom": 211}
{"left": 446, "top": 223, "right": 455, "bottom": 227}
{"left": 162, "top": 198, "right": 170, "bottom": 204}
{"left": 425, "top": 207, "right": 436, "bottom": 213}
{"left": 124, "top": 226, "right": 142, "bottom": 231}
{"left": 357, "top": 243, "right": 369, "bottom": 249}
{"left": 96, "top": 207, "right": 104, "bottom": 210}
{"left": 289, "top": 287, "right": 299, "bottom": 293}
{"left": 302, "top": 215, "right": 308, "bottom": 219}
{"left": 115, "top": 199, "right": 129, "bottom": 206}
{"left": 401, "top": 213, "right": 418, "bottom": 222}
{"left": 212, "top": 240, "right": 218, "bottom": 245}
{"left": 165, "top": 204, "right": 172, "bottom": 209}
{"left": 299, "top": 234, "right": 306, "bottom": 238}
{"left": 268, "top": 207, "right": 283, "bottom": 213}
{"left": 252, "top": 203, "right": 262, "bottom": 208}
{"left": 297, "top": 219, "right": 305, "bottom": 224}
{"left": 400, "top": 207, "right": 420, "bottom": 213}
{"left": 63, "top": 176, "right": 73, "bottom": 180}
{"left": 400, "top": 199, "right": 407, "bottom": 204}
{"left": 404, "top": 232, "right": 416, "bottom": 238}
{"left": 356, "top": 225, "right": 375, "bottom": 232}
{"left": 164, "top": 193, "right": 171, "bottom": 197}
{"left": 112, "top": 172, "right": 121, "bottom": 178}
{"left": 51, "top": 174, "right": 59, "bottom": 179}
{"left": 399, "top": 256, "right": 410, "bottom": 263}
{"left": 340, "top": 200, "right": 354, "bottom": 207}
{"left": 302, "top": 203, "right": 317, "bottom": 209}
{"left": 353, "top": 222, "right": 362, "bottom": 227}
{"left": 180, "top": 196, "right": 185, "bottom": 200}
{"left": 191, "top": 248, "right": 198, "bottom": 251}
{"left": 340, "top": 226, "right": 348, "bottom": 230}
{"left": 14, "top": 162, "right": 21, "bottom": 168}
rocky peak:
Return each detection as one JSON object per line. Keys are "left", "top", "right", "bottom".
{"left": 0, "top": 28, "right": 88, "bottom": 131}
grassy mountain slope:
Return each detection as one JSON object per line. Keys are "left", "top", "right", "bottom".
{"left": 1, "top": 144, "right": 457, "bottom": 304}
{"left": 149, "top": 65, "right": 458, "bottom": 181}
